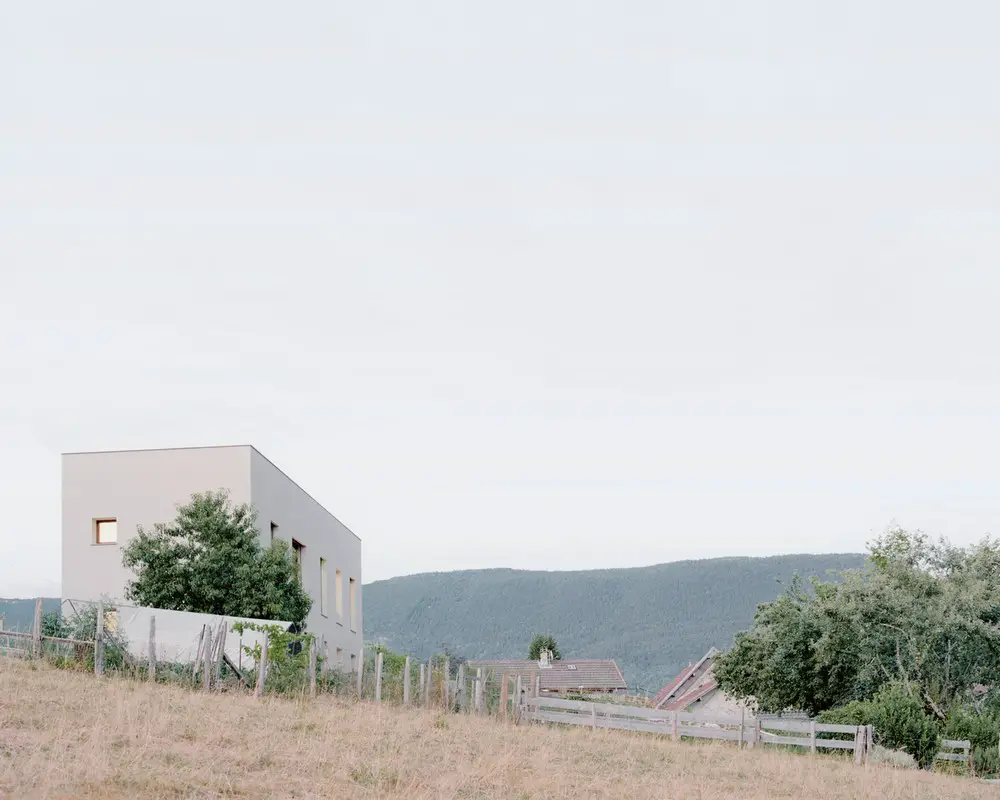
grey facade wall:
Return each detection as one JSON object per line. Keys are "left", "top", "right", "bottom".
{"left": 61, "top": 445, "right": 363, "bottom": 668}
{"left": 62, "top": 446, "right": 253, "bottom": 607}
{"left": 249, "top": 448, "right": 362, "bottom": 666}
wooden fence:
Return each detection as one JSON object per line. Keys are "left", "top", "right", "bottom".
{"left": 520, "top": 695, "right": 973, "bottom": 768}
{"left": 0, "top": 602, "right": 975, "bottom": 771}
{"left": 936, "top": 739, "right": 972, "bottom": 767}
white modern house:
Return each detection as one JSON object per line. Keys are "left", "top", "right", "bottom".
{"left": 61, "top": 445, "right": 362, "bottom": 670}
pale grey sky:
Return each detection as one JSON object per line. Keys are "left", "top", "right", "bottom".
{"left": 3, "top": 1, "right": 1000, "bottom": 597}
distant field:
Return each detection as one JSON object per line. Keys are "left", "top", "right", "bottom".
{"left": 0, "top": 659, "right": 992, "bottom": 799}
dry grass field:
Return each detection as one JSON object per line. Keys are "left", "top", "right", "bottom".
{"left": 0, "top": 657, "right": 995, "bottom": 800}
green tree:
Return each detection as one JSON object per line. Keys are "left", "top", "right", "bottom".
{"left": 715, "top": 527, "right": 1000, "bottom": 719}
{"left": 121, "top": 490, "right": 311, "bottom": 625}
{"left": 528, "top": 633, "right": 561, "bottom": 661}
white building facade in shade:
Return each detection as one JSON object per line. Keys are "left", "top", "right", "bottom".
{"left": 61, "top": 445, "right": 362, "bottom": 670}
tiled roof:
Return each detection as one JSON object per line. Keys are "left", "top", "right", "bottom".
{"left": 652, "top": 647, "right": 719, "bottom": 709}
{"left": 664, "top": 679, "right": 718, "bottom": 711}
{"left": 466, "top": 659, "right": 627, "bottom": 691}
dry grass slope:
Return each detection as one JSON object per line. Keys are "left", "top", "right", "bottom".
{"left": 0, "top": 658, "right": 993, "bottom": 800}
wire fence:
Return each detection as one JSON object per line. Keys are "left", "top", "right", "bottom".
{"left": 2, "top": 599, "right": 615, "bottom": 721}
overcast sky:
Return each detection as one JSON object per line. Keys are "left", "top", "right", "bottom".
{"left": 3, "top": 1, "right": 1000, "bottom": 597}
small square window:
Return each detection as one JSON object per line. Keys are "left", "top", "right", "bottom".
{"left": 95, "top": 519, "right": 118, "bottom": 544}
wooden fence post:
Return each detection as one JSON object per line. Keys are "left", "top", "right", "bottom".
{"left": 213, "top": 622, "right": 227, "bottom": 687}
{"left": 810, "top": 720, "right": 817, "bottom": 754}
{"left": 443, "top": 658, "right": 450, "bottom": 710}
{"left": 374, "top": 651, "right": 383, "bottom": 703}
{"left": 672, "top": 710, "right": 679, "bottom": 742}
{"left": 418, "top": 663, "right": 426, "bottom": 707}
{"left": 192, "top": 624, "right": 206, "bottom": 680}
{"left": 356, "top": 646, "right": 364, "bottom": 699}
{"left": 739, "top": 707, "right": 745, "bottom": 750}
{"left": 475, "top": 669, "right": 484, "bottom": 714}
{"left": 866, "top": 725, "right": 874, "bottom": 765}
{"left": 534, "top": 674, "right": 540, "bottom": 698}
{"left": 94, "top": 600, "right": 105, "bottom": 677}
{"left": 309, "top": 640, "right": 318, "bottom": 698}
{"left": 457, "top": 663, "right": 466, "bottom": 711}
{"left": 425, "top": 662, "right": 432, "bottom": 708}
{"left": 254, "top": 631, "right": 269, "bottom": 698}
{"left": 148, "top": 615, "right": 157, "bottom": 683}
{"left": 32, "top": 598, "right": 42, "bottom": 658}
{"left": 591, "top": 702, "right": 597, "bottom": 729}
{"left": 403, "top": 656, "right": 412, "bottom": 706}
{"left": 853, "top": 726, "right": 863, "bottom": 765}
{"left": 500, "top": 672, "right": 510, "bottom": 722}
{"left": 202, "top": 626, "right": 213, "bottom": 691}
{"left": 515, "top": 675, "right": 523, "bottom": 721}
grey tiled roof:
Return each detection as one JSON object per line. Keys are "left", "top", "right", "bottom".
{"left": 467, "top": 659, "right": 627, "bottom": 691}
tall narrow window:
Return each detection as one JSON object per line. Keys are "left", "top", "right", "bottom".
{"left": 292, "top": 540, "right": 304, "bottom": 583}
{"left": 95, "top": 519, "right": 118, "bottom": 545}
{"left": 320, "top": 558, "right": 328, "bottom": 617}
{"left": 349, "top": 577, "right": 357, "bottom": 632}
{"left": 335, "top": 569, "right": 343, "bottom": 620}
{"left": 270, "top": 522, "right": 278, "bottom": 543}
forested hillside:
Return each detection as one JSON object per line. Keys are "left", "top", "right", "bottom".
{"left": 363, "top": 554, "right": 865, "bottom": 692}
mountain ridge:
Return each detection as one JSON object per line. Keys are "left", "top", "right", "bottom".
{"left": 363, "top": 553, "right": 867, "bottom": 692}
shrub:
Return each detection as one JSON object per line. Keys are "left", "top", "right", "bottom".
{"left": 231, "top": 621, "right": 314, "bottom": 696}
{"left": 944, "top": 708, "right": 1000, "bottom": 776}
{"left": 818, "top": 685, "right": 941, "bottom": 768}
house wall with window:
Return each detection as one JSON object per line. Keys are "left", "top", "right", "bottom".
{"left": 61, "top": 445, "right": 363, "bottom": 666}
{"left": 248, "top": 447, "right": 362, "bottom": 662}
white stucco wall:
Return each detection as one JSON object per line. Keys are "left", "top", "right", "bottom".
{"left": 114, "top": 604, "right": 287, "bottom": 670}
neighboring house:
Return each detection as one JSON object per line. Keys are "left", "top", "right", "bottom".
{"left": 61, "top": 445, "right": 362, "bottom": 671}
{"left": 468, "top": 652, "right": 627, "bottom": 694}
{"left": 651, "top": 647, "right": 752, "bottom": 719}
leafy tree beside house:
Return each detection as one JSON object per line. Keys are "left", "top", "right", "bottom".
{"left": 529, "top": 634, "right": 561, "bottom": 661}
{"left": 121, "top": 490, "right": 311, "bottom": 625}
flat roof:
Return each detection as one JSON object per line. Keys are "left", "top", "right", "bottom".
{"left": 62, "top": 444, "right": 361, "bottom": 542}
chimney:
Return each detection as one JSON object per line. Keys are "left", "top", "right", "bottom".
{"left": 539, "top": 649, "right": 551, "bottom": 667}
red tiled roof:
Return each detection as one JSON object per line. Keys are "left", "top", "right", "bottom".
{"left": 664, "top": 679, "right": 718, "bottom": 711}
{"left": 652, "top": 648, "right": 718, "bottom": 709}
{"left": 651, "top": 671, "right": 688, "bottom": 707}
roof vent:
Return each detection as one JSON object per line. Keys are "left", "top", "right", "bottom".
{"left": 567, "top": 664, "right": 577, "bottom": 670}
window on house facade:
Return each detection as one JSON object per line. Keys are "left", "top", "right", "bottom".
{"left": 335, "top": 569, "right": 343, "bottom": 620}
{"left": 349, "top": 577, "right": 357, "bottom": 632}
{"left": 292, "top": 539, "right": 304, "bottom": 583}
{"left": 320, "top": 558, "right": 328, "bottom": 617}
{"left": 336, "top": 647, "right": 343, "bottom": 665}
{"left": 270, "top": 521, "right": 278, "bottom": 542}
{"left": 95, "top": 519, "right": 118, "bottom": 545}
